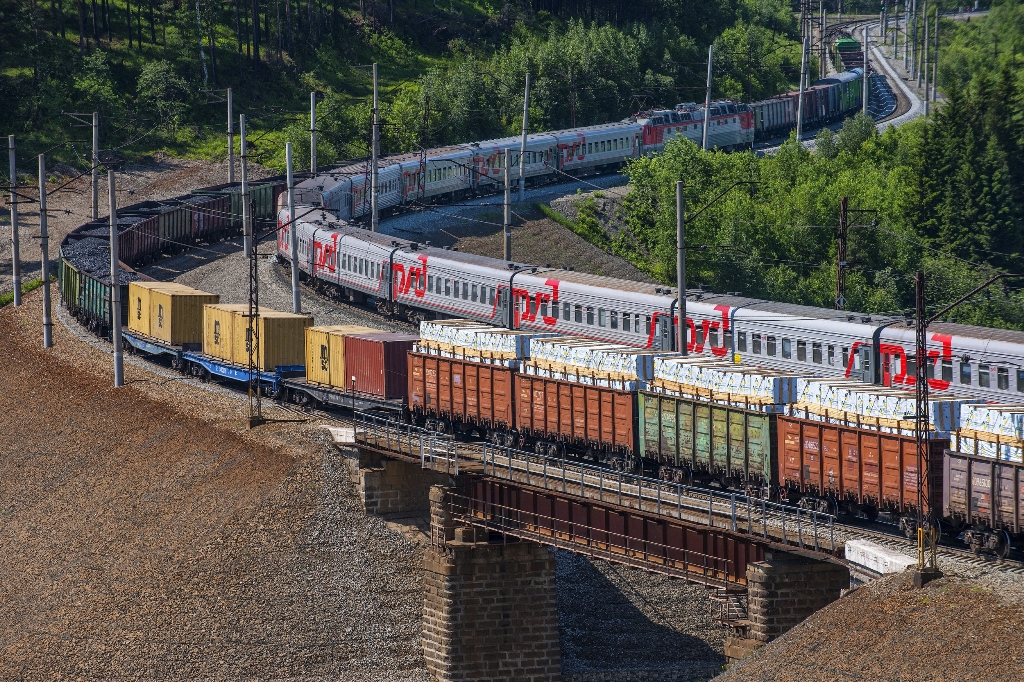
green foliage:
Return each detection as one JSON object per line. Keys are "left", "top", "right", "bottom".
{"left": 2, "top": 0, "right": 809, "bottom": 170}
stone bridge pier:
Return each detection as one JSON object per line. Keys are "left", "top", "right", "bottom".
{"left": 422, "top": 485, "right": 562, "bottom": 682}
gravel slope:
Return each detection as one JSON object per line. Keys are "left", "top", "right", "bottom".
{"left": 713, "top": 571, "right": 1024, "bottom": 682}
{"left": 0, "top": 291, "right": 427, "bottom": 681}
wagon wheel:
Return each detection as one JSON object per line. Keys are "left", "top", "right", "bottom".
{"left": 998, "top": 530, "right": 1012, "bottom": 560}
{"left": 863, "top": 505, "right": 879, "bottom": 523}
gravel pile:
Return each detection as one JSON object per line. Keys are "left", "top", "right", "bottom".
{"left": 558, "top": 552, "right": 727, "bottom": 682}
{"left": 713, "top": 571, "right": 1024, "bottom": 682}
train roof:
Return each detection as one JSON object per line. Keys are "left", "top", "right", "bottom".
{"left": 890, "top": 321, "right": 1024, "bottom": 346}
{"left": 545, "top": 268, "right": 663, "bottom": 296}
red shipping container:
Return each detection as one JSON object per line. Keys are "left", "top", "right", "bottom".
{"left": 345, "top": 333, "right": 418, "bottom": 399}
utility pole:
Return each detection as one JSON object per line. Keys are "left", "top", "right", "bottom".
{"left": 912, "top": 0, "right": 919, "bottom": 79}
{"left": 108, "top": 168, "right": 123, "bottom": 385}
{"left": 503, "top": 148, "right": 512, "bottom": 261}
{"left": 227, "top": 87, "right": 234, "bottom": 183}
{"left": 863, "top": 27, "right": 870, "bottom": 117}
{"left": 286, "top": 142, "right": 300, "bottom": 314}
{"left": 797, "top": 36, "right": 808, "bottom": 142}
{"left": 38, "top": 155, "right": 52, "bottom": 348}
{"left": 241, "top": 114, "right": 251, "bottom": 255}
{"left": 91, "top": 112, "right": 99, "bottom": 219}
{"left": 702, "top": 45, "right": 713, "bottom": 151}
{"left": 676, "top": 181, "right": 686, "bottom": 356}
{"left": 907, "top": 0, "right": 914, "bottom": 71}
{"left": 247, "top": 196, "right": 262, "bottom": 429}
{"left": 8, "top": 136, "right": 20, "bottom": 306}
{"left": 920, "top": 1, "right": 929, "bottom": 90}
{"left": 518, "top": 73, "right": 530, "bottom": 203}
{"left": 371, "top": 63, "right": 379, "bottom": 232}
{"left": 913, "top": 270, "right": 940, "bottom": 586}
{"left": 310, "top": 92, "right": 317, "bottom": 174}
{"left": 836, "top": 197, "right": 848, "bottom": 310}
{"left": 61, "top": 112, "right": 100, "bottom": 218}
{"left": 923, "top": 7, "right": 931, "bottom": 114}
{"left": 931, "top": 12, "right": 939, "bottom": 102}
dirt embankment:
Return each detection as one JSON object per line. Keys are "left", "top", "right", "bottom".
{"left": 0, "top": 294, "right": 427, "bottom": 681}
{"left": 714, "top": 571, "right": 1024, "bottom": 682}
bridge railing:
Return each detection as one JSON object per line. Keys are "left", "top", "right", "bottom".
{"left": 354, "top": 411, "right": 461, "bottom": 474}
{"left": 480, "top": 443, "right": 836, "bottom": 555}
{"left": 441, "top": 492, "right": 741, "bottom": 589}
{"left": 352, "top": 412, "right": 835, "bottom": 554}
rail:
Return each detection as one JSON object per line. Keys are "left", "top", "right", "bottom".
{"left": 439, "top": 493, "right": 741, "bottom": 590}
{"left": 352, "top": 412, "right": 836, "bottom": 554}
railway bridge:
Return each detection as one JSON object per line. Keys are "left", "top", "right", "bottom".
{"left": 346, "top": 414, "right": 850, "bottom": 681}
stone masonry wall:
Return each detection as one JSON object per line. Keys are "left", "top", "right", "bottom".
{"left": 746, "top": 553, "right": 850, "bottom": 643}
{"left": 358, "top": 455, "right": 450, "bottom": 517}
{"left": 422, "top": 540, "right": 562, "bottom": 682}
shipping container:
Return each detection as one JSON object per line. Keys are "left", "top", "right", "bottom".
{"left": 778, "top": 414, "right": 947, "bottom": 518}
{"left": 231, "top": 309, "right": 313, "bottom": 371}
{"left": 345, "top": 333, "right": 418, "bottom": 399}
{"left": 202, "top": 303, "right": 250, "bottom": 362}
{"left": 129, "top": 282, "right": 219, "bottom": 345}
{"left": 408, "top": 351, "right": 516, "bottom": 430}
{"left": 944, "top": 450, "right": 1024, "bottom": 536}
{"left": 639, "top": 391, "right": 775, "bottom": 485}
{"left": 515, "top": 374, "right": 636, "bottom": 458}
{"left": 304, "top": 324, "right": 381, "bottom": 387}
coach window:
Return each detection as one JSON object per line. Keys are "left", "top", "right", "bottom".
{"left": 695, "top": 327, "right": 705, "bottom": 346}
{"left": 766, "top": 336, "right": 777, "bottom": 356}
{"left": 942, "top": 360, "right": 953, "bottom": 383}
{"left": 812, "top": 342, "right": 822, "bottom": 364}
{"left": 797, "top": 340, "right": 806, "bottom": 361}
{"left": 462, "top": 283, "right": 469, "bottom": 300}
{"left": 782, "top": 338, "right": 792, "bottom": 359}
{"left": 596, "top": 309, "right": 606, "bottom": 327}
{"left": 575, "top": 304, "right": 583, "bottom": 323}
{"left": 610, "top": 311, "right": 618, "bottom": 329}
{"left": 998, "top": 367, "right": 1009, "bottom": 390}
{"left": 635, "top": 314, "right": 641, "bottom": 334}
{"left": 622, "top": 313, "right": 630, "bottom": 332}
{"left": 752, "top": 333, "right": 761, "bottom": 354}
{"left": 539, "top": 300, "right": 548, "bottom": 318}
{"left": 828, "top": 345, "right": 835, "bottom": 365}
{"left": 841, "top": 346, "right": 849, "bottom": 368}
{"left": 1018, "top": 370, "right": 1024, "bottom": 392}
{"left": 960, "top": 362, "right": 972, "bottom": 385}
{"left": 737, "top": 332, "right": 747, "bottom": 352}
{"left": 445, "top": 279, "right": 451, "bottom": 296}
{"left": 359, "top": 258, "right": 365, "bottom": 275}
{"left": 587, "top": 307, "right": 595, "bottom": 325}
{"left": 724, "top": 329, "right": 733, "bottom": 350}
{"left": 428, "top": 275, "right": 434, "bottom": 292}
{"left": 563, "top": 302, "right": 571, "bottom": 321}
{"left": 709, "top": 327, "right": 718, "bottom": 347}
{"left": 979, "top": 364, "right": 991, "bottom": 388}
{"left": 471, "top": 284, "right": 478, "bottom": 302}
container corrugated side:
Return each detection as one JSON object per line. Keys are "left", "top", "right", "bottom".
{"left": 150, "top": 287, "right": 220, "bottom": 345}
{"left": 304, "top": 324, "right": 380, "bottom": 387}
{"left": 345, "top": 333, "right": 418, "bottom": 399}
{"left": 944, "top": 451, "right": 1024, "bottom": 534}
{"left": 232, "top": 310, "right": 313, "bottom": 371}
{"left": 203, "top": 303, "right": 249, "bottom": 362}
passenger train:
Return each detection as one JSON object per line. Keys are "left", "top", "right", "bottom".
{"left": 292, "top": 69, "right": 864, "bottom": 222}
{"left": 277, "top": 218, "right": 1024, "bottom": 406}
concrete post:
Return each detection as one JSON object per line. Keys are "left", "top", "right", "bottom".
{"left": 108, "top": 169, "right": 123, "bottom": 385}
{"left": 286, "top": 142, "right": 300, "bottom": 314}
{"left": 8, "top": 136, "right": 20, "bottom": 306}
{"left": 37, "top": 155, "right": 52, "bottom": 347}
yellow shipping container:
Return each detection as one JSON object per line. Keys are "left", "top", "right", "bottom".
{"left": 231, "top": 309, "right": 314, "bottom": 371}
{"left": 305, "top": 325, "right": 380, "bottom": 387}
{"left": 149, "top": 287, "right": 220, "bottom": 345}
{"left": 128, "top": 281, "right": 192, "bottom": 337}
{"left": 203, "top": 303, "right": 249, "bottom": 362}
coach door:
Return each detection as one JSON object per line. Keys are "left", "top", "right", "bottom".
{"left": 654, "top": 316, "right": 670, "bottom": 351}
{"left": 499, "top": 287, "right": 512, "bottom": 329}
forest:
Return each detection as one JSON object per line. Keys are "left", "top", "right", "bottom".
{"left": 616, "top": 1, "right": 1024, "bottom": 328}
{"left": 0, "top": 0, "right": 814, "bottom": 169}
